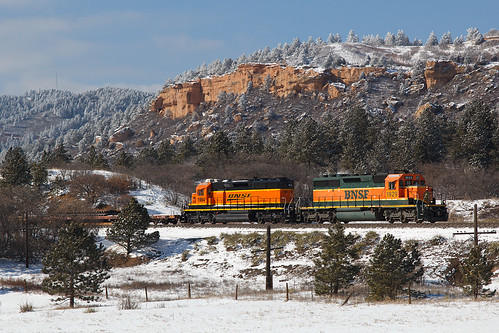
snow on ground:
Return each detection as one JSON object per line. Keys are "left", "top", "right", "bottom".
{"left": 1, "top": 296, "right": 498, "bottom": 333}
{"left": 2, "top": 171, "right": 497, "bottom": 331}
{"left": 1, "top": 225, "right": 498, "bottom": 332}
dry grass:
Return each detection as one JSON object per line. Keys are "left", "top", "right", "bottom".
{"left": 0, "top": 277, "right": 42, "bottom": 292}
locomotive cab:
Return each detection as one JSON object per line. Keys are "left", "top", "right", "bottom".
{"left": 190, "top": 182, "right": 214, "bottom": 206}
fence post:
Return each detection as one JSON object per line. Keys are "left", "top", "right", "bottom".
{"left": 286, "top": 283, "right": 289, "bottom": 301}
{"left": 235, "top": 284, "right": 238, "bottom": 300}
{"left": 145, "top": 286, "right": 148, "bottom": 302}
{"left": 105, "top": 286, "right": 108, "bottom": 299}
{"left": 24, "top": 279, "right": 27, "bottom": 293}
{"left": 188, "top": 283, "right": 191, "bottom": 299}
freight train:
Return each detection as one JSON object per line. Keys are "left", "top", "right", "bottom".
{"left": 181, "top": 172, "right": 448, "bottom": 224}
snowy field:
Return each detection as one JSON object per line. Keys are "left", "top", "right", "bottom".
{"left": 1, "top": 296, "right": 498, "bottom": 333}
{"left": 1, "top": 225, "right": 498, "bottom": 333}
{"left": 1, "top": 170, "right": 497, "bottom": 331}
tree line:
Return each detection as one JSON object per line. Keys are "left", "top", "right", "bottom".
{"left": 314, "top": 224, "right": 495, "bottom": 301}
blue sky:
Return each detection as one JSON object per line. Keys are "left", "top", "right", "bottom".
{"left": 0, "top": 0, "right": 497, "bottom": 95}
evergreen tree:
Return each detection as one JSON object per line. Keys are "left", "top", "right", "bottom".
{"left": 340, "top": 107, "right": 370, "bottom": 173}
{"left": 115, "top": 150, "right": 134, "bottom": 168}
{"left": 465, "top": 27, "right": 484, "bottom": 44}
{"left": 291, "top": 117, "right": 330, "bottom": 167}
{"left": 204, "top": 130, "right": 233, "bottom": 158}
{"left": 106, "top": 198, "right": 159, "bottom": 255}
{"left": 455, "top": 101, "right": 497, "bottom": 169}
{"left": 440, "top": 31, "right": 453, "bottom": 45}
{"left": 395, "top": 30, "right": 410, "bottom": 46}
{"left": 313, "top": 224, "right": 361, "bottom": 296}
{"left": 30, "top": 162, "right": 48, "bottom": 189}
{"left": 392, "top": 122, "right": 417, "bottom": 171}
{"left": 425, "top": 31, "right": 439, "bottom": 46}
{"left": 84, "top": 147, "right": 109, "bottom": 169}
{"left": 175, "top": 136, "right": 197, "bottom": 162}
{"left": 42, "top": 223, "right": 110, "bottom": 308}
{"left": 365, "top": 234, "right": 421, "bottom": 300}
{"left": 384, "top": 32, "right": 395, "bottom": 46}
{"left": 136, "top": 147, "right": 159, "bottom": 165}
{"left": 157, "top": 140, "right": 175, "bottom": 164}
{"left": 414, "top": 108, "right": 445, "bottom": 164}
{"left": 1, "top": 146, "right": 32, "bottom": 187}
{"left": 346, "top": 30, "right": 359, "bottom": 43}
{"left": 234, "top": 127, "right": 254, "bottom": 156}
{"left": 459, "top": 245, "right": 494, "bottom": 299}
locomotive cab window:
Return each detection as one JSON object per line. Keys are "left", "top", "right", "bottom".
{"left": 389, "top": 181, "right": 396, "bottom": 190}
{"left": 405, "top": 180, "right": 412, "bottom": 186}
{"left": 197, "top": 189, "right": 205, "bottom": 196}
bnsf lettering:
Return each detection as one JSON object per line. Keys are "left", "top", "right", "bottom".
{"left": 227, "top": 193, "right": 251, "bottom": 200}
{"left": 344, "top": 190, "right": 369, "bottom": 200}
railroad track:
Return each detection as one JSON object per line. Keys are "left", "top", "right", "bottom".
{"left": 158, "top": 221, "right": 499, "bottom": 229}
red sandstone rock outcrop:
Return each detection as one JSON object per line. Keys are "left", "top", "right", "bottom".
{"left": 109, "top": 127, "right": 135, "bottom": 143}
{"left": 424, "top": 61, "right": 465, "bottom": 89}
{"left": 152, "top": 64, "right": 385, "bottom": 119}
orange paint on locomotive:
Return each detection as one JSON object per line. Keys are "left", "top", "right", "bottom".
{"left": 190, "top": 182, "right": 294, "bottom": 207}
{"left": 313, "top": 173, "right": 434, "bottom": 204}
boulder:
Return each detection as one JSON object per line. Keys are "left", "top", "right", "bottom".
{"left": 109, "top": 127, "right": 135, "bottom": 143}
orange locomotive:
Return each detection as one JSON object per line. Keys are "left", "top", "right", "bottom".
{"left": 300, "top": 172, "right": 448, "bottom": 223}
{"left": 183, "top": 178, "right": 295, "bottom": 223}
{"left": 182, "top": 172, "right": 448, "bottom": 224}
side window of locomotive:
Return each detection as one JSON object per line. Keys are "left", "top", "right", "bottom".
{"left": 420, "top": 180, "right": 425, "bottom": 185}
{"left": 197, "top": 189, "right": 204, "bottom": 196}
{"left": 405, "top": 180, "right": 412, "bottom": 186}
{"left": 207, "top": 188, "right": 212, "bottom": 195}
{"left": 389, "top": 181, "right": 395, "bottom": 190}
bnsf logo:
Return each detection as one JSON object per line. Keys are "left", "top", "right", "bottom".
{"left": 344, "top": 190, "right": 369, "bottom": 199}
{"left": 227, "top": 193, "right": 251, "bottom": 200}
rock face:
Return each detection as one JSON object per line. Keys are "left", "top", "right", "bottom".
{"left": 424, "top": 61, "right": 464, "bottom": 89}
{"left": 152, "top": 64, "right": 385, "bottom": 119}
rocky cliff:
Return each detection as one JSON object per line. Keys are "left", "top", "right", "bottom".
{"left": 151, "top": 64, "right": 386, "bottom": 119}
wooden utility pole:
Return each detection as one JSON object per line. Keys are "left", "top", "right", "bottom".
{"left": 266, "top": 225, "right": 273, "bottom": 290}
{"left": 473, "top": 204, "right": 478, "bottom": 246}
{"left": 25, "top": 212, "right": 29, "bottom": 269}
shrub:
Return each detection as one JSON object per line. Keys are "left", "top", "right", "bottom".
{"left": 181, "top": 250, "right": 190, "bottom": 261}
{"left": 19, "top": 301, "right": 33, "bottom": 313}
{"left": 120, "top": 294, "right": 139, "bottom": 310}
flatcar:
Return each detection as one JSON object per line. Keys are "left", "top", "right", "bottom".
{"left": 298, "top": 172, "right": 448, "bottom": 223}
{"left": 182, "top": 177, "right": 295, "bottom": 223}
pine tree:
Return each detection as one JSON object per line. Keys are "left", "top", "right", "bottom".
{"left": 115, "top": 150, "right": 134, "bottom": 168}
{"left": 365, "top": 234, "right": 421, "bottom": 300}
{"left": 42, "top": 223, "right": 110, "bottom": 308}
{"left": 340, "top": 107, "right": 370, "bottom": 173}
{"left": 84, "top": 147, "right": 109, "bottom": 169}
{"left": 455, "top": 100, "right": 497, "bottom": 169}
{"left": 346, "top": 30, "right": 359, "bottom": 43}
{"left": 106, "top": 198, "right": 159, "bottom": 255}
{"left": 425, "top": 31, "right": 439, "bottom": 46}
{"left": 414, "top": 108, "right": 445, "bottom": 164}
{"left": 157, "top": 140, "right": 175, "bottom": 164}
{"left": 30, "top": 162, "right": 48, "bottom": 189}
{"left": 440, "top": 31, "right": 453, "bottom": 45}
{"left": 175, "top": 136, "right": 197, "bottom": 162}
{"left": 313, "top": 224, "right": 361, "bottom": 296}
{"left": 459, "top": 245, "right": 494, "bottom": 299}
{"left": 234, "top": 127, "right": 254, "bottom": 156}
{"left": 1, "top": 146, "right": 32, "bottom": 187}
{"left": 395, "top": 30, "right": 410, "bottom": 46}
